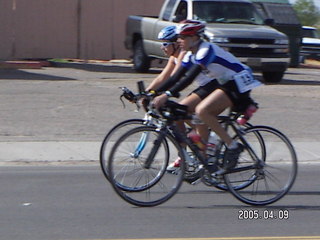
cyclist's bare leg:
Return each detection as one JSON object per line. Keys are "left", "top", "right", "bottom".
{"left": 178, "top": 93, "right": 210, "bottom": 141}
{"left": 167, "top": 93, "right": 205, "bottom": 169}
{"left": 192, "top": 124, "right": 209, "bottom": 144}
{"left": 176, "top": 93, "right": 202, "bottom": 132}
{"left": 196, "top": 89, "right": 233, "bottom": 146}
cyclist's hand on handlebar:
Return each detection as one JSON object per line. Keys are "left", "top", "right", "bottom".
{"left": 140, "top": 97, "right": 150, "bottom": 111}
{"left": 152, "top": 93, "right": 168, "bottom": 109}
{"left": 120, "top": 87, "right": 137, "bottom": 103}
{"left": 141, "top": 89, "right": 156, "bottom": 105}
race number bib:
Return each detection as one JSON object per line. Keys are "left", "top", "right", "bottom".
{"left": 234, "top": 70, "right": 262, "bottom": 93}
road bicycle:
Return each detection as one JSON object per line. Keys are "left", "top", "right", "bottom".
{"left": 106, "top": 82, "right": 298, "bottom": 207}
{"left": 100, "top": 82, "right": 254, "bottom": 190}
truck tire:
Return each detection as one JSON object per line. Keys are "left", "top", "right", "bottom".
{"left": 133, "top": 39, "right": 151, "bottom": 73}
{"left": 262, "top": 71, "right": 284, "bottom": 83}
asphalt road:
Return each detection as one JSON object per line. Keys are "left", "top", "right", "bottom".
{"left": 0, "top": 62, "right": 320, "bottom": 239}
{"left": 0, "top": 164, "right": 320, "bottom": 240}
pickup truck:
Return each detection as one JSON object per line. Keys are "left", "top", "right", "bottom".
{"left": 300, "top": 26, "right": 320, "bottom": 62}
{"left": 125, "top": 0, "right": 290, "bottom": 83}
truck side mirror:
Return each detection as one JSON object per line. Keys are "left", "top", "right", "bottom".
{"left": 264, "top": 18, "right": 275, "bottom": 26}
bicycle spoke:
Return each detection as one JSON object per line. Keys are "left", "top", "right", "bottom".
{"left": 263, "top": 168, "right": 289, "bottom": 190}
{"left": 108, "top": 126, "right": 184, "bottom": 206}
{"left": 224, "top": 126, "right": 297, "bottom": 205}
{"left": 100, "top": 119, "right": 146, "bottom": 181}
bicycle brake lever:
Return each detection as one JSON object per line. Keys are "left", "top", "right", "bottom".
{"left": 120, "top": 95, "right": 126, "bottom": 108}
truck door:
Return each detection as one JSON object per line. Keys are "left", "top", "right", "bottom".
{"left": 153, "top": 0, "right": 188, "bottom": 58}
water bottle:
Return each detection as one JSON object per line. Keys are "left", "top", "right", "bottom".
{"left": 188, "top": 131, "right": 206, "bottom": 150}
{"left": 237, "top": 104, "right": 258, "bottom": 125}
{"left": 206, "top": 131, "right": 219, "bottom": 156}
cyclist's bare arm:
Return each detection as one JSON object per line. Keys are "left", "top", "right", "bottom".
{"left": 146, "top": 51, "right": 186, "bottom": 92}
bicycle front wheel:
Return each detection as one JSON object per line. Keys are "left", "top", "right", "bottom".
{"left": 100, "top": 119, "right": 146, "bottom": 181}
{"left": 108, "top": 126, "right": 185, "bottom": 207}
{"left": 224, "top": 126, "right": 298, "bottom": 206}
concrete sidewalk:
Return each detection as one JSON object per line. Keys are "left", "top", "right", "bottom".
{"left": 0, "top": 141, "right": 319, "bottom": 165}
{"left": 0, "top": 141, "right": 100, "bottom": 165}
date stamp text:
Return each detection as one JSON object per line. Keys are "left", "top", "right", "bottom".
{"left": 238, "top": 209, "right": 290, "bottom": 220}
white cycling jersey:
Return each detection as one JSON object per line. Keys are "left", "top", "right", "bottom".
{"left": 182, "top": 41, "right": 249, "bottom": 86}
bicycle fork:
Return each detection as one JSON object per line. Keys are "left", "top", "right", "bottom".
{"left": 131, "top": 116, "right": 161, "bottom": 159}
{"left": 143, "top": 128, "right": 167, "bottom": 169}
{"left": 132, "top": 131, "right": 149, "bottom": 158}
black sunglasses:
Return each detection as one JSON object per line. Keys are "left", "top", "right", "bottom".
{"left": 161, "top": 42, "right": 174, "bottom": 47}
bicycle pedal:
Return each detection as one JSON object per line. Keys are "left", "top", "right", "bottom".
{"left": 166, "top": 169, "right": 179, "bottom": 175}
{"left": 212, "top": 168, "right": 227, "bottom": 176}
{"left": 184, "top": 176, "right": 201, "bottom": 185}
{"left": 191, "top": 178, "right": 202, "bottom": 185}
{"left": 184, "top": 178, "right": 201, "bottom": 185}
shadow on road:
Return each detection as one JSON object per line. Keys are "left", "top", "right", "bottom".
{"left": 274, "top": 78, "right": 320, "bottom": 86}
{"left": 167, "top": 189, "right": 320, "bottom": 210}
{"left": 152, "top": 203, "right": 320, "bottom": 210}
{"left": 0, "top": 69, "right": 75, "bottom": 81}
{"left": 249, "top": 73, "right": 320, "bottom": 86}
{"left": 51, "top": 62, "right": 162, "bottom": 74}
{"left": 0, "top": 62, "right": 162, "bottom": 81}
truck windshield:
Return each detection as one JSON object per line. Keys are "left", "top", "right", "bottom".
{"left": 193, "top": 1, "right": 264, "bottom": 24}
{"left": 302, "top": 28, "right": 319, "bottom": 39}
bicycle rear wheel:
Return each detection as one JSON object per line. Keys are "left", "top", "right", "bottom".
{"left": 100, "top": 119, "right": 145, "bottom": 181}
{"left": 108, "top": 126, "right": 185, "bottom": 207}
{"left": 224, "top": 126, "right": 297, "bottom": 205}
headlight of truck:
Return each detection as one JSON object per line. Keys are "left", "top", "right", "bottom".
{"left": 275, "top": 39, "right": 289, "bottom": 45}
{"left": 212, "top": 37, "right": 229, "bottom": 43}
{"left": 206, "top": 32, "right": 229, "bottom": 43}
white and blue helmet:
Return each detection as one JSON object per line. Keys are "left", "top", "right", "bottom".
{"left": 158, "top": 26, "right": 177, "bottom": 42}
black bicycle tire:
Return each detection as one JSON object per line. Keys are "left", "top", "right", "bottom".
{"left": 108, "top": 126, "right": 185, "bottom": 207}
{"left": 224, "top": 125, "right": 298, "bottom": 206}
{"left": 100, "top": 119, "right": 145, "bottom": 181}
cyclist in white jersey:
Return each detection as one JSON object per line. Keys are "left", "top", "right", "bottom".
{"left": 153, "top": 20, "right": 261, "bottom": 168}
{"left": 154, "top": 26, "right": 220, "bottom": 139}
{"left": 149, "top": 26, "right": 219, "bottom": 171}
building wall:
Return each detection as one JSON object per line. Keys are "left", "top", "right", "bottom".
{"left": 0, "top": 0, "right": 14, "bottom": 59}
{"left": 0, "top": 0, "right": 165, "bottom": 60}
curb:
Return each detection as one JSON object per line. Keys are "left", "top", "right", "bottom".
{"left": 0, "top": 142, "right": 100, "bottom": 163}
{"left": 0, "top": 60, "right": 51, "bottom": 69}
{"left": 0, "top": 141, "right": 319, "bottom": 165}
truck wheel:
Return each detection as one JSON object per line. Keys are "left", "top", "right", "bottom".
{"left": 262, "top": 71, "right": 284, "bottom": 83}
{"left": 133, "top": 39, "right": 150, "bottom": 73}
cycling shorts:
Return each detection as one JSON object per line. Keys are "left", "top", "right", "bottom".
{"left": 218, "top": 80, "right": 253, "bottom": 112}
{"left": 192, "top": 80, "right": 219, "bottom": 100}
